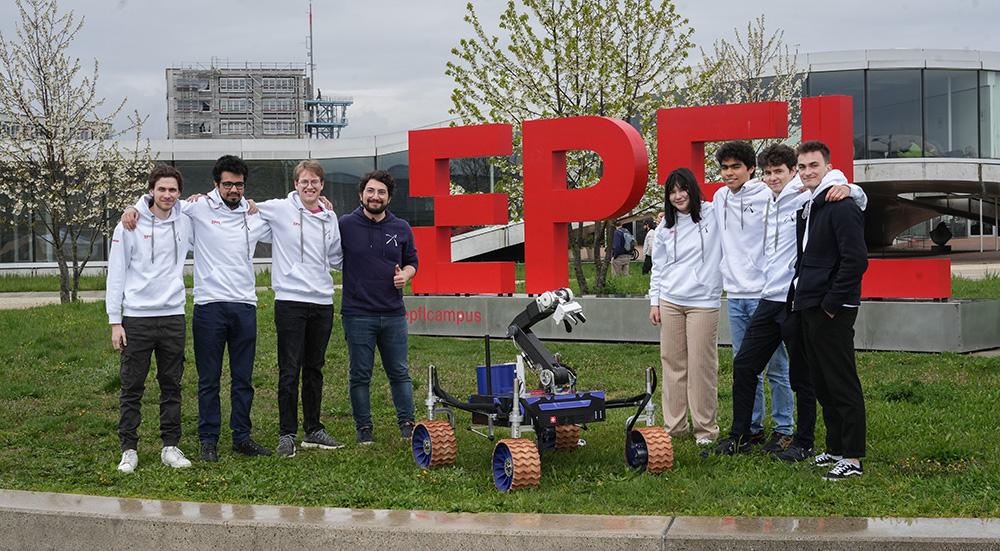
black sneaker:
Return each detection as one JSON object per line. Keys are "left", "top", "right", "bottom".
{"left": 399, "top": 422, "right": 415, "bottom": 441}
{"left": 761, "top": 432, "right": 794, "bottom": 455}
{"left": 302, "top": 429, "right": 344, "bottom": 450}
{"left": 199, "top": 441, "right": 218, "bottom": 462}
{"left": 700, "top": 435, "right": 752, "bottom": 458}
{"left": 775, "top": 442, "right": 814, "bottom": 463}
{"left": 823, "top": 459, "right": 863, "bottom": 481}
{"left": 814, "top": 451, "right": 844, "bottom": 467}
{"left": 356, "top": 426, "right": 374, "bottom": 445}
{"left": 748, "top": 431, "right": 766, "bottom": 446}
{"left": 276, "top": 434, "right": 296, "bottom": 458}
{"left": 233, "top": 438, "right": 273, "bottom": 457}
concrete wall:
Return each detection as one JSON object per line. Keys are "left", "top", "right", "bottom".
{"left": 404, "top": 295, "right": 1000, "bottom": 353}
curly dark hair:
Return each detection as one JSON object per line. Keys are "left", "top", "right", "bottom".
{"left": 715, "top": 141, "right": 756, "bottom": 170}
{"left": 212, "top": 155, "right": 249, "bottom": 183}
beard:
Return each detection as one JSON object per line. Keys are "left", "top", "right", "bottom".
{"left": 363, "top": 200, "right": 387, "bottom": 216}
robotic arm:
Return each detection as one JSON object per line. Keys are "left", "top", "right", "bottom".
{"left": 507, "top": 289, "right": 586, "bottom": 393}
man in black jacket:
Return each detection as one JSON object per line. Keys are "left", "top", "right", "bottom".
{"left": 788, "top": 140, "right": 868, "bottom": 481}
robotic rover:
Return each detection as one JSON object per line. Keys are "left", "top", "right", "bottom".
{"left": 411, "top": 288, "right": 674, "bottom": 492}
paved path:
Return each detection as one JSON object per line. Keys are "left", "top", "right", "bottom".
{"left": 1, "top": 489, "right": 997, "bottom": 550}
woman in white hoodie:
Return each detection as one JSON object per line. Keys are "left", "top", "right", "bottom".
{"left": 648, "top": 168, "right": 724, "bottom": 445}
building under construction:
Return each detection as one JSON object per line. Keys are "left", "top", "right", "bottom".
{"left": 165, "top": 61, "right": 351, "bottom": 139}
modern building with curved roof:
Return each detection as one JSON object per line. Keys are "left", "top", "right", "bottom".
{"left": 796, "top": 49, "right": 1000, "bottom": 248}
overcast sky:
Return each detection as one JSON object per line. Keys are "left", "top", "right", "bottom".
{"left": 0, "top": 0, "right": 994, "bottom": 139}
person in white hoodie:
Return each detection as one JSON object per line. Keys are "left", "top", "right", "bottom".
{"left": 123, "top": 155, "right": 273, "bottom": 461}
{"left": 648, "top": 167, "right": 724, "bottom": 444}
{"left": 704, "top": 144, "right": 866, "bottom": 462}
{"left": 255, "top": 160, "right": 344, "bottom": 458}
{"left": 107, "top": 165, "right": 194, "bottom": 473}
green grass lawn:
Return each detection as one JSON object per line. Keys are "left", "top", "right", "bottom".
{"left": 0, "top": 295, "right": 997, "bottom": 517}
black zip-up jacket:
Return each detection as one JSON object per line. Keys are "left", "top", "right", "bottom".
{"left": 788, "top": 190, "right": 868, "bottom": 315}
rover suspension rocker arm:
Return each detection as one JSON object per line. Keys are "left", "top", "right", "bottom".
{"left": 506, "top": 288, "right": 587, "bottom": 393}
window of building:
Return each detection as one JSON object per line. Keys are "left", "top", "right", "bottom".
{"left": 263, "top": 98, "right": 295, "bottom": 112}
{"left": 981, "top": 71, "right": 1000, "bottom": 159}
{"left": 867, "top": 70, "right": 923, "bottom": 159}
{"left": 220, "top": 120, "right": 252, "bottom": 135}
{"left": 219, "top": 77, "right": 251, "bottom": 93}
{"left": 807, "top": 70, "right": 866, "bottom": 159}
{"left": 175, "top": 78, "right": 210, "bottom": 92}
{"left": 176, "top": 121, "right": 211, "bottom": 135}
{"left": 924, "top": 70, "right": 978, "bottom": 158}
{"left": 262, "top": 119, "right": 296, "bottom": 135}
{"left": 176, "top": 99, "right": 211, "bottom": 113}
{"left": 262, "top": 77, "right": 294, "bottom": 91}
{"left": 219, "top": 98, "right": 250, "bottom": 113}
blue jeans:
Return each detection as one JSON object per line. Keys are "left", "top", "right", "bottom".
{"left": 343, "top": 315, "right": 414, "bottom": 430}
{"left": 193, "top": 302, "right": 257, "bottom": 444}
{"left": 728, "top": 298, "right": 794, "bottom": 435}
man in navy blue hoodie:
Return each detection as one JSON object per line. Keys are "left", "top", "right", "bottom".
{"left": 339, "top": 170, "right": 419, "bottom": 444}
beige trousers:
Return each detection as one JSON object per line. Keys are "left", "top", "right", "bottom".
{"left": 611, "top": 254, "right": 631, "bottom": 275}
{"left": 658, "top": 299, "right": 720, "bottom": 441}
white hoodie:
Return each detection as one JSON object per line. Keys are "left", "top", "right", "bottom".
{"left": 182, "top": 189, "right": 271, "bottom": 305}
{"left": 712, "top": 179, "right": 772, "bottom": 299}
{"left": 257, "top": 192, "right": 344, "bottom": 304}
{"left": 648, "top": 201, "right": 724, "bottom": 308}
{"left": 761, "top": 170, "right": 867, "bottom": 302}
{"left": 106, "top": 197, "right": 193, "bottom": 324}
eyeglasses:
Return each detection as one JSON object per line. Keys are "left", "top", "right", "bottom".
{"left": 363, "top": 187, "right": 388, "bottom": 197}
{"left": 297, "top": 179, "right": 322, "bottom": 187}
{"left": 220, "top": 181, "right": 245, "bottom": 190}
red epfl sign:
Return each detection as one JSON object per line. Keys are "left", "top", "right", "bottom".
{"left": 408, "top": 96, "right": 951, "bottom": 299}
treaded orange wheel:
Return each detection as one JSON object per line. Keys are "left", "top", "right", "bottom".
{"left": 625, "top": 426, "right": 674, "bottom": 473}
{"left": 411, "top": 419, "right": 457, "bottom": 469}
{"left": 492, "top": 438, "right": 541, "bottom": 492}
{"left": 554, "top": 424, "right": 580, "bottom": 450}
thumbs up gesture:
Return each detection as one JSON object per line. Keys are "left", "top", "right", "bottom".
{"left": 393, "top": 264, "right": 407, "bottom": 289}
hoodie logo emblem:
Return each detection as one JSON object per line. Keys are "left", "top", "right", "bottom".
{"left": 143, "top": 234, "right": 152, "bottom": 240}
{"left": 385, "top": 234, "right": 398, "bottom": 246}
{"left": 211, "top": 219, "right": 221, "bottom": 225}
{"left": 292, "top": 221, "right": 301, "bottom": 226}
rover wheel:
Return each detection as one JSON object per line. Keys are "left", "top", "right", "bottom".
{"left": 492, "top": 438, "right": 541, "bottom": 492}
{"left": 411, "top": 419, "right": 457, "bottom": 469}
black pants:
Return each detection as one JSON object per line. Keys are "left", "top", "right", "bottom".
{"left": 801, "top": 306, "right": 865, "bottom": 458}
{"left": 118, "top": 315, "right": 186, "bottom": 452}
{"left": 275, "top": 300, "right": 334, "bottom": 437}
{"left": 730, "top": 300, "right": 816, "bottom": 448}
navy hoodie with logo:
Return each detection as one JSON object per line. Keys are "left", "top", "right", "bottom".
{"left": 338, "top": 206, "right": 418, "bottom": 317}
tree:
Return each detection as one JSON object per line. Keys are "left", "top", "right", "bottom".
{"left": 694, "top": 15, "right": 805, "bottom": 181}
{"left": 447, "top": 0, "right": 699, "bottom": 294}
{"left": 0, "top": 0, "right": 152, "bottom": 303}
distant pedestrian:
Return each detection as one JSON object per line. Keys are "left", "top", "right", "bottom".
{"left": 611, "top": 221, "right": 635, "bottom": 276}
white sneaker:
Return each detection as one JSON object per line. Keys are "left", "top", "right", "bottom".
{"left": 118, "top": 449, "right": 138, "bottom": 473}
{"left": 161, "top": 446, "right": 192, "bottom": 469}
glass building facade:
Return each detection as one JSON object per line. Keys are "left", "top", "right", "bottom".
{"left": 0, "top": 146, "right": 436, "bottom": 263}
{"left": 806, "top": 68, "right": 1000, "bottom": 160}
